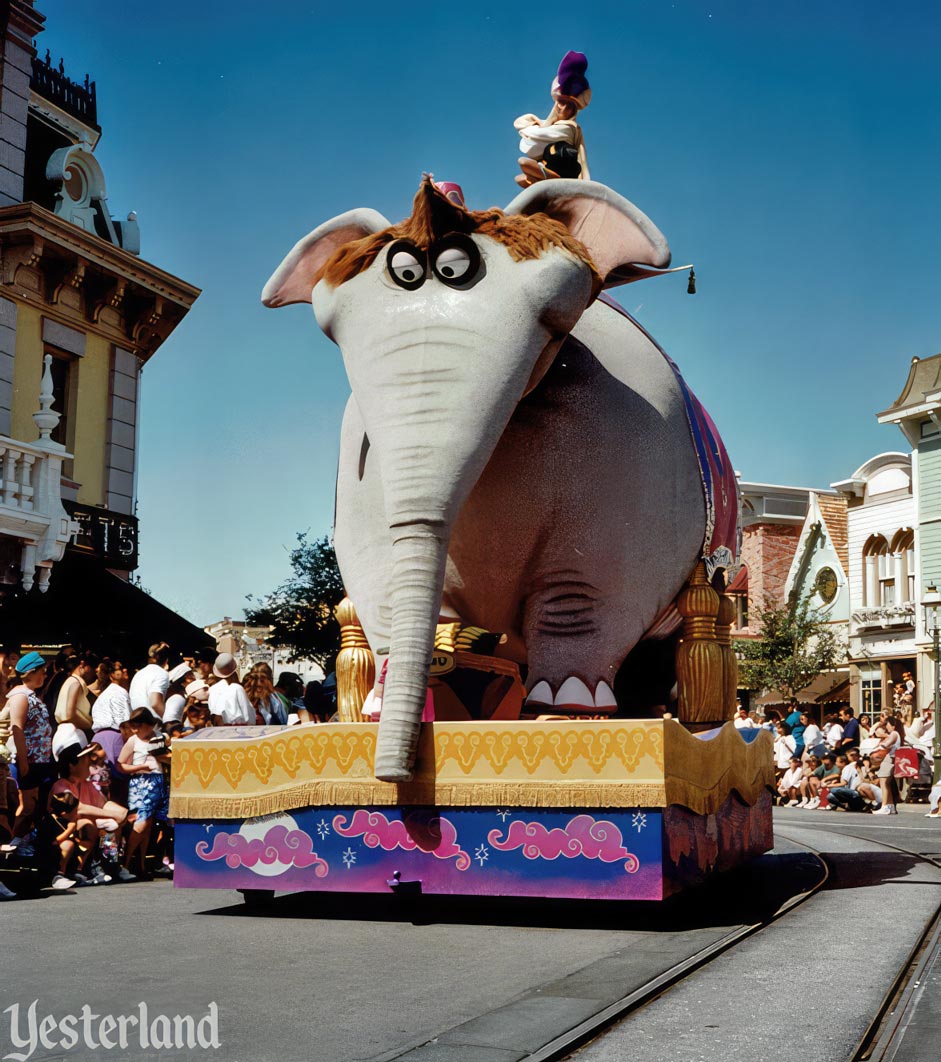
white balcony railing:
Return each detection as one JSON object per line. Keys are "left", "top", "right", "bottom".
{"left": 0, "top": 440, "right": 40, "bottom": 512}
{"left": 851, "top": 603, "right": 916, "bottom": 633}
{"left": 0, "top": 355, "right": 79, "bottom": 591}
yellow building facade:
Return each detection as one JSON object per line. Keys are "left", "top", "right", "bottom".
{"left": 0, "top": 1, "right": 202, "bottom": 654}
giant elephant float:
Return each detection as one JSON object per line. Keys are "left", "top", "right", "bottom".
{"left": 262, "top": 178, "right": 739, "bottom": 782}
{"left": 170, "top": 177, "right": 772, "bottom": 904}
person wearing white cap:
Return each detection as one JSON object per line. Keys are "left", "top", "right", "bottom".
{"left": 128, "top": 642, "right": 171, "bottom": 718}
{"left": 207, "top": 654, "right": 255, "bottom": 726}
{"left": 163, "top": 663, "right": 195, "bottom": 725}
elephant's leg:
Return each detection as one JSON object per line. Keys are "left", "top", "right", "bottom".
{"left": 520, "top": 580, "right": 637, "bottom": 713}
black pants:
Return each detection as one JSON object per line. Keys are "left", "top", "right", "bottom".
{"left": 542, "top": 143, "right": 581, "bottom": 179}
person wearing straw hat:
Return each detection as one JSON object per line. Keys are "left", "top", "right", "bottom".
{"left": 514, "top": 50, "right": 592, "bottom": 188}
{"left": 207, "top": 653, "right": 254, "bottom": 726}
{"left": 163, "top": 662, "right": 195, "bottom": 724}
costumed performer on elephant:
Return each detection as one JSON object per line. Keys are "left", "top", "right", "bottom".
{"left": 514, "top": 50, "right": 591, "bottom": 187}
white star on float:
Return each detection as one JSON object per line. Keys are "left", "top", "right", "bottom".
{"left": 342, "top": 847, "right": 357, "bottom": 869}
{"left": 475, "top": 844, "right": 489, "bottom": 866}
{"left": 316, "top": 818, "right": 330, "bottom": 840}
{"left": 631, "top": 812, "right": 647, "bottom": 833}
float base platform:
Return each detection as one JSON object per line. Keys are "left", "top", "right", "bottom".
{"left": 170, "top": 719, "right": 773, "bottom": 901}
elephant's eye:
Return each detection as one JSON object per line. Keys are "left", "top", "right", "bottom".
{"left": 387, "top": 243, "right": 426, "bottom": 290}
{"left": 431, "top": 236, "right": 481, "bottom": 286}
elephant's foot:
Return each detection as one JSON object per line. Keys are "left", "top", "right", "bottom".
{"left": 525, "top": 677, "right": 617, "bottom": 714}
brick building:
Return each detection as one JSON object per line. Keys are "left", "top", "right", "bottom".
{"left": 730, "top": 482, "right": 850, "bottom": 708}
{"left": 731, "top": 481, "right": 839, "bottom": 637}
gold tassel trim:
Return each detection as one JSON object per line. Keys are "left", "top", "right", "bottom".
{"left": 170, "top": 780, "right": 668, "bottom": 821}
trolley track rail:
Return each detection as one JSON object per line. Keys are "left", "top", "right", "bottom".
{"left": 530, "top": 820, "right": 941, "bottom": 1062}
{"left": 521, "top": 829, "right": 829, "bottom": 1062}
{"left": 378, "top": 830, "right": 829, "bottom": 1062}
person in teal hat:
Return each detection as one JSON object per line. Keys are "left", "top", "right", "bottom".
{"left": 3, "top": 651, "right": 53, "bottom": 857}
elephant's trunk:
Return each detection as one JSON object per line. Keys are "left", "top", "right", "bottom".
{"left": 374, "top": 526, "right": 448, "bottom": 782}
{"left": 344, "top": 323, "right": 567, "bottom": 782}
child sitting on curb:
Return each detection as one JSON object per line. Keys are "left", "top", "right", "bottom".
{"left": 777, "top": 756, "right": 803, "bottom": 805}
{"left": 42, "top": 788, "right": 79, "bottom": 890}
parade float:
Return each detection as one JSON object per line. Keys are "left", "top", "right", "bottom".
{"left": 171, "top": 53, "right": 773, "bottom": 902}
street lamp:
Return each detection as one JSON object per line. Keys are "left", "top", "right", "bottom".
{"left": 922, "top": 584, "right": 941, "bottom": 786}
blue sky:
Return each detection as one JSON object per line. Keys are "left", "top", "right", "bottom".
{"left": 39, "top": 0, "right": 941, "bottom": 625}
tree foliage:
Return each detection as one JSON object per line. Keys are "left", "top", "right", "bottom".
{"left": 734, "top": 595, "right": 845, "bottom": 699}
{"left": 245, "top": 533, "right": 344, "bottom": 667}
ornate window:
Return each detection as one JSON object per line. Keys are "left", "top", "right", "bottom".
{"left": 734, "top": 594, "right": 749, "bottom": 629}
{"left": 859, "top": 667, "right": 882, "bottom": 715}
{"left": 45, "top": 345, "right": 78, "bottom": 477}
{"left": 862, "top": 535, "right": 889, "bottom": 606}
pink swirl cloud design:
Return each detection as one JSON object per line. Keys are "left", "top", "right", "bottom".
{"left": 196, "top": 825, "right": 329, "bottom": 875}
{"left": 488, "top": 815, "right": 639, "bottom": 874}
{"left": 333, "top": 810, "right": 471, "bottom": 871}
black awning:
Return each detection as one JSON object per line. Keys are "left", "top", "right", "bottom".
{"left": 815, "top": 679, "right": 851, "bottom": 704}
{"left": 0, "top": 552, "right": 212, "bottom": 664}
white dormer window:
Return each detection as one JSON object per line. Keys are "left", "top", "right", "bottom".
{"left": 864, "top": 530, "right": 915, "bottom": 607}
{"left": 863, "top": 535, "right": 889, "bottom": 606}
{"left": 890, "top": 529, "right": 916, "bottom": 603}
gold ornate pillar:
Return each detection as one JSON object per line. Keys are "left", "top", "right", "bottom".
{"left": 335, "top": 597, "right": 375, "bottom": 723}
{"left": 676, "top": 563, "right": 723, "bottom": 724}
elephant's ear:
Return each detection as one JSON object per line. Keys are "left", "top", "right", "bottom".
{"left": 503, "top": 180, "right": 672, "bottom": 288}
{"left": 262, "top": 208, "right": 391, "bottom": 307}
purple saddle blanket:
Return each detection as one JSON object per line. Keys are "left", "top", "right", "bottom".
{"left": 599, "top": 295, "right": 740, "bottom": 637}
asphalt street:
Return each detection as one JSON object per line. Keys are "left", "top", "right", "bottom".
{"left": 2, "top": 808, "right": 938, "bottom": 1062}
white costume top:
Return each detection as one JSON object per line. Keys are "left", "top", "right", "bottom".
{"left": 514, "top": 114, "right": 580, "bottom": 158}
{"left": 513, "top": 114, "right": 589, "bottom": 179}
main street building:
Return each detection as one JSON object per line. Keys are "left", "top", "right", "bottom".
{"left": 0, "top": 1, "right": 204, "bottom": 655}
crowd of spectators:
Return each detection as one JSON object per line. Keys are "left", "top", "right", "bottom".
{"left": 5, "top": 643, "right": 936, "bottom": 899}
{"left": 739, "top": 698, "right": 939, "bottom": 817}
{"left": 0, "top": 641, "right": 334, "bottom": 900}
